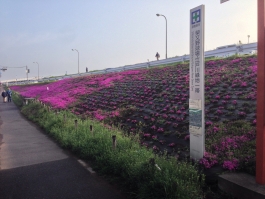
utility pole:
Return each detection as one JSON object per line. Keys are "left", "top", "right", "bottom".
{"left": 26, "top": 65, "right": 29, "bottom": 83}
{"left": 256, "top": 0, "right": 265, "bottom": 185}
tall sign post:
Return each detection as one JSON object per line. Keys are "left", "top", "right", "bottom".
{"left": 189, "top": 5, "right": 205, "bottom": 160}
{"left": 256, "top": 0, "right": 265, "bottom": 185}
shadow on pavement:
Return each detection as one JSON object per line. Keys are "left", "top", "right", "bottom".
{"left": 0, "top": 158, "right": 126, "bottom": 199}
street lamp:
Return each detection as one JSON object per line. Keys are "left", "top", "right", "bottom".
{"left": 23, "top": 65, "right": 29, "bottom": 83}
{"left": 248, "top": 35, "right": 250, "bottom": 44}
{"left": 156, "top": 13, "right": 167, "bottom": 59}
{"left": 0, "top": 65, "right": 29, "bottom": 83}
{"left": 33, "top": 62, "right": 39, "bottom": 81}
{"left": 72, "top": 49, "right": 79, "bottom": 74}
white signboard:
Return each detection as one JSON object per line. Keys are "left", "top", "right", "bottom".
{"left": 189, "top": 5, "right": 205, "bottom": 160}
{"left": 220, "top": 0, "right": 229, "bottom": 3}
{"left": 189, "top": 99, "right": 202, "bottom": 109}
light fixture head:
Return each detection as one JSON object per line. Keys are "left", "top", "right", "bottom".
{"left": 156, "top": 14, "right": 160, "bottom": 16}
{"left": 72, "top": 49, "right": 74, "bottom": 51}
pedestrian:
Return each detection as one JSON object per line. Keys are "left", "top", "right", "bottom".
{"left": 1, "top": 90, "right": 7, "bottom": 103}
{"left": 155, "top": 52, "right": 160, "bottom": 61}
{"left": 6, "top": 88, "right": 12, "bottom": 102}
{"left": 86, "top": 67, "right": 88, "bottom": 73}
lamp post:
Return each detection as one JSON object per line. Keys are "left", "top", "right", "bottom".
{"left": 248, "top": 35, "right": 250, "bottom": 44}
{"left": 0, "top": 65, "right": 29, "bottom": 83}
{"left": 72, "top": 49, "right": 79, "bottom": 74}
{"left": 24, "top": 65, "right": 29, "bottom": 83}
{"left": 33, "top": 62, "right": 39, "bottom": 81}
{"left": 156, "top": 13, "right": 167, "bottom": 59}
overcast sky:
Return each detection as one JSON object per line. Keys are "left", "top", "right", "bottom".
{"left": 0, "top": 0, "right": 257, "bottom": 81}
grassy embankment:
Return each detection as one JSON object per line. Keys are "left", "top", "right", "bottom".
{"left": 12, "top": 93, "right": 205, "bottom": 199}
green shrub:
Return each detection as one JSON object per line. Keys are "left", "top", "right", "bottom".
{"left": 17, "top": 102, "right": 205, "bottom": 199}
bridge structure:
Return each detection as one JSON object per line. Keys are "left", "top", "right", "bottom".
{"left": 1, "top": 42, "right": 257, "bottom": 86}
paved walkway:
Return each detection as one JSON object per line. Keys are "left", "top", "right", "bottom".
{"left": 0, "top": 95, "right": 126, "bottom": 199}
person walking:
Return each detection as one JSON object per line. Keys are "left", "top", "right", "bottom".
{"left": 1, "top": 90, "right": 7, "bottom": 103}
{"left": 155, "top": 52, "right": 160, "bottom": 61}
{"left": 6, "top": 88, "right": 12, "bottom": 102}
{"left": 86, "top": 67, "right": 88, "bottom": 73}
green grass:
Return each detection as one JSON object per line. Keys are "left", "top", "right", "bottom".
{"left": 12, "top": 93, "right": 205, "bottom": 199}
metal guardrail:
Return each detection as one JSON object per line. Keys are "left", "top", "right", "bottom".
{"left": 3, "top": 42, "right": 257, "bottom": 86}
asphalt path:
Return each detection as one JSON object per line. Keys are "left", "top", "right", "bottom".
{"left": 0, "top": 93, "right": 127, "bottom": 199}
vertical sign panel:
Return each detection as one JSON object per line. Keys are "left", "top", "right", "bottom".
{"left": 189, "top": 5, "right": 205, "bottom": 160}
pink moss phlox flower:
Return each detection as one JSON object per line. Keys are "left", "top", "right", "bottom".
{"left": 249, "top": 65, "right": 257, "bottom": 73}
{"left": 232, "top": 100, "right": 237, "bottom": 105}
{"left": 93, "top": 111, "right": 106, "bottom": 121}
{"left": 162, "top": 114, "right": 168, "bottom": 119}
{"left": 11, "top": 69, "right": 144, "bottom": 109}
{"left": 113, "top": 111, "right": 119, "bottom": 116}
{"left": 120, "top": 70, "right": 142, "bottom": 75}
{"left": 199, "top": 152, "right": 218, "bottom": 169}
{"left": 143, "top": 133, "right": 151, "bottom": 138}
{"left": 184, "top": 135, "right": 190, "bottom": 140}
{"left": 253, "top": 119, "right": 257, "bottom": 124}
{"left": 241, "top": 82, "right": 247, "bottom": 87}
{"left": 231, "top": 58, "right": 242, "bottom": 64}
{"left": 215, "top": 95, "right": 220, "bottom": 99}
{"left": 213, "top": 126, "right": 219, "bottom": 132}
{"left": 152, "top": 135, "right": 158, "bottom": 140}
{"left": 238, "top": 111, "right": 246, "bottom": 116}
{"left": 181, "top": 106, "right": 186, "bottom": 110}
{"left": 207, "top": 61, "right": 216, "bottom": 66}
{"left": 216, "top": 110, "right": 222, "bottom": 115}
{"left": 222, "top": 100, "right": 227, "bottom": 104}
{"left": 157, "top": 127, "right": 164, "bottom": 132}
{"left": 215, "top": 135, "right": 251, "bottom": 153}
{"left": 223, "top": 159, "right": 239, "bottom": 170}
{"left": 168, "top": 143, "right": 176, "bottom": 147}
{"left": 151, "top": 125, "right": 157, "bottom": 130}
{"left": 206, "top": 121, "right": 213, "bottom": 126}
{"left": 224, "top": 95, "right": 231, "bottom": 100}
{"left": 153, "top": 145, "right": 159, "bottom": 151}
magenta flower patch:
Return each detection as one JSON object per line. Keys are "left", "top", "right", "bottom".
{"left": 12, "top": 56, "right": 258, "bottom": 173}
